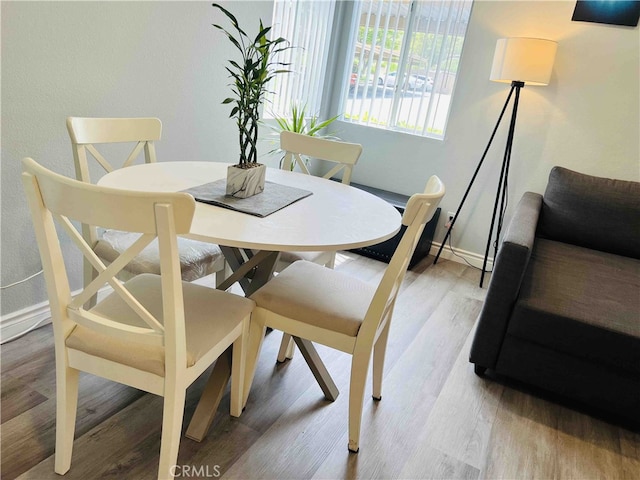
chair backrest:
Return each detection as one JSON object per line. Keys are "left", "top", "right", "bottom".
{"left": 280, "top": 131, "right": 363, "bottom": 185}
{"left": 66, "top": 117, "right": 162, "bottom": 247}
{"left": 67, "top": 117, "right": 162, "bottom": 184}
{"left": 21, "top": 157, "right": 195, "bottom": 354}
{"left": 358, "top": 175, "right": 445, "bottom": 344}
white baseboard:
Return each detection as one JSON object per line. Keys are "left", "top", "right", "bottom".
{"left": 0, "top": 286, "right": 113, "bottom": 344}
{"left": 0, "top": 300, "right": 53, "bottom": 344}
{"left": 429, "top": 242, "right": 494, "bottom": 271}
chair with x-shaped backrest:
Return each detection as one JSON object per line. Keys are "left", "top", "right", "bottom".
{"left": 67, "top": 117, "right": 227, "bottom": 298}
{"left": 278, "top": 131, "right": 363, "bottom": 272}
{"left": 243, "top": 175, "right": 445, "bottom": 453}
{"left": 275, "top": 130, "right": 364, "bottom": 361}
{"left": 22, "top": 157, "right": 253, "bottom": 479}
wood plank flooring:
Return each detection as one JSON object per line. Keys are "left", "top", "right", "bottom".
{"left": 2, "top": 254, "right": 638, "bottom": 479}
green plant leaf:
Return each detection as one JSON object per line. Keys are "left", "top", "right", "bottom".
{"left": 255, "top": 26, "right": 271, "bottom": 44}
{"left": 307, "top": 114, "right": 341, "bottom": 136}
{"left": 212, "top": 3, "right": 293, "bottom": 164}
{"left": 212, "top": 3, "right": 247, "bottom": 38}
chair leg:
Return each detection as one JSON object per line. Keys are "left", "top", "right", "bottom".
{"left": 372, "top": 321, "right": 391, "bottom": 401}
{"left": 242, "top": 318, "right": 267, "bottom": 409}
{"left": 326, "top": 252, "right": 337, "bottom": 269}
{"left": 185, "top": 352, "right": 230, "bottom": 442}
{"left": 348, "top": 351, "right": 371, "bottom": 453}
{"left": 54, "top": 364, "right": 79, "bottom": 475}
{"left": 276, "top": 334, "right": 295, "bottom": 363}
{"left": 230, "top": 318, "right": 249, "bottom": 417}
{"left": 157, "top": 388, "right": 186, "bottom": 480}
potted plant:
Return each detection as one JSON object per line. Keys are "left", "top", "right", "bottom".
{"left": 212, "top": 3, "right": 291, "bottom": 198}
{"left": 265, "top": 103, "right": 340, "bottom": 170}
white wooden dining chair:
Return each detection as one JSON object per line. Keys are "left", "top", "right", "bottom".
{"left": 276, "top": 130, "right": 363, "bottom": 361}
{"left": 278, "top": 130, "right": 362, "bottom": 270}
{"left": 22, "top": 157, "right": 253, "bottom": 480}
{"left": 66, "top": 117, "right": 227, "bottom": 295}
{"left": 244, "top": 175, "right": 445, "bottom": 453}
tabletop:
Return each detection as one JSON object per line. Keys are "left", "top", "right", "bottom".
{"left": 98, "top": 161, "right": 402, "bottom": 252}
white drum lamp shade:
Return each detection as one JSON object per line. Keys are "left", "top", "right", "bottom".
{"left": 490, "top": 37, "right": 558, "bottom": 86}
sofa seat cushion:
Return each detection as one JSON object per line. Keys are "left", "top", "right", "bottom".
{"left": 508, "top": 238, "right": 640, "bottom": 376}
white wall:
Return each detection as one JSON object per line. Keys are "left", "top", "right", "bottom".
{"left": 1, "top": 0, "right": 639, "bottom": 317}
{"left": 1, "top": 1, "right": 274, "bottom": 316}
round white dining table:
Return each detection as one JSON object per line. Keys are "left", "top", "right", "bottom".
{"left": 98, "top": 161, "right": 402, "bottom": 441}
{"left": 98, "top": 161, "right": 401, "bottom": 252}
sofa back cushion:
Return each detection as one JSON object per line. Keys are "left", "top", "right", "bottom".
{"left": 538, "top": 166, "right": 640, "bottom": 259}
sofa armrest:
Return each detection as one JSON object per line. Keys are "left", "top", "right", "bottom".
{"left": 469, "top": 192, "right": 542, "bottom": 370}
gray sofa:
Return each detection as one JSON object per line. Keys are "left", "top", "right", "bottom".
{"left": 470, "top": 166, "right": 640, "bottom": 425}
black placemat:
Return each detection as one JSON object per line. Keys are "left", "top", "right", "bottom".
{"left": 183, "top": 179, "right": 313, "bottom": 217}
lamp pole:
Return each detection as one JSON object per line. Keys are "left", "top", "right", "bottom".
{"left": 433, "top": 80, "right": 524, "bottom": 288}
{"left": 480, "top": 80, "right": 524, "bottom": 286}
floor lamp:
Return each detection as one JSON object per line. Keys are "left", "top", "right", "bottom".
{"left": 433, "top": 37, "right": 558, "bottom": 287}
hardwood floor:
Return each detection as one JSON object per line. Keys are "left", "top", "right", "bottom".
{"left": 2, "top": 254, "right": 638, "bottom": 479}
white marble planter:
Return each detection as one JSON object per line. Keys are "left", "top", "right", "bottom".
{"left": 226, "top": 163, "right": 266, "bottom": 198}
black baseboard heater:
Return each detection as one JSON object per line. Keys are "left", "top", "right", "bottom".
{"left": 348, "top": 182, "right": 440, "bottom": 269}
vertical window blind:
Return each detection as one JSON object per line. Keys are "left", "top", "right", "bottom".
{"left": 265, "top": 0, "right": 337, "bottom": 119}
{"left": 342, "top": 0, "right": 472, "bottom": 138}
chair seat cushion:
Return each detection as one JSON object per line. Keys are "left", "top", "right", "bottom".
{"left": 95, "top": 230, "right": 225, "bottom": 282}
{"left": 509, "top": 239, "right": 640, "bottom": 375}
{"left": 66, "top": 274, "right": 254, "bottom": 376}
{"left": 250, "top": 260, "right": 375, "bottom": 337}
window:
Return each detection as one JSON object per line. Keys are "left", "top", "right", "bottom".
{"left": 343, "top": 0, "right": 472, "bottom": 139}
{"left": 268, "top": 0, "right": 472, "bottom": 139}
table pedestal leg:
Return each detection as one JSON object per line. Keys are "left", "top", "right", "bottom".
{"left": 217, "top": 247, "right": 279, "bottom": 296}
{"left": 185, "top": 348, "right": 231, "bottom": 442}
{"left": 293, "top": 338, "right": 339, "bottom": 401}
